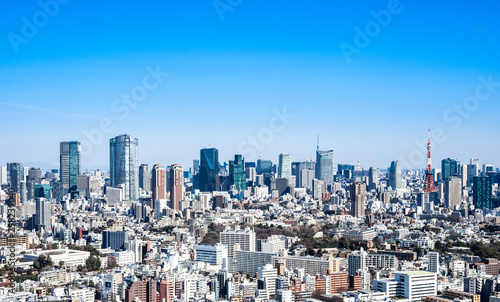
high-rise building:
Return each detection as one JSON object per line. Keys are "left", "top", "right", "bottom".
{"left": 278, "top": 153, "right": 292, "bottom": 179}
{"left": 34, "top": 184, "right": 51, "bottom": 199}
{"left": 373, "top": 271, "right": 437, "bottom": 302}
{"left": 316, "top": 150, "right": 334, "bottom": 184}
{"left": 77, "top": 175, "right": 90, "bottom": 199}
{"left": 110, "top": 134, "right": 139, "bottom": 201}
{"left": 368, "top": 167, "right": 378, "bottom": 191}
{"left": 350, "top": 181, "right": 366, "bottom": 218}
{"left": 483, "top": 164, "right": 494, "bottom": 176}
{"left": 473, "top": 176, "right": 492, "bottom": 209}
{"left": 60, "top": 141, "right": 81, "bottom": 193}
{"left": 428, "top": 251, "right": 439, "bottom": 273}
{"left": 159, "top": 278, "right": 175, "bottom": 302}
{"left": 7, "top": 162, "right": 24, "bottom": 195}
{"left": 294, "top": 162, "right": 315, "bottom": 189}
{"left": 467, "top": 164, "right": 478, "bottom": 187}
{"left": 199, "top": 148, "right": 219, "bottom": 192}
{"left": 444, "top": 177, "right": 462, "bottom": 209}
{"left": 35, "top": 198, "right": 52, "bottom": 231}
{"left": 125, "top": 277, "right": 156, "bottom": 302}
{"left": 169, "top": 164, "right": 183, "bottom": 211}
{"left": 102, "top": 231, "right": 128, "bottom": 251}
{"left": 220, "top": 226, "right": 256, "bottom": 259}
{"left": 0, "top": 166, "right": 7, "bottom": 185}
{"left": 257, "top": 159, "right": 273, "bottom": 175}
{"left": 27, "top": 167, "right": 42, "bottom": 200}
{"left": 258, "top": 264, "right": 278, "bottom": 297}
{"left": 442, "top": 158, "right": 461, "bottom": 180}
{"left": 195, "top": 243, "right": 229, "bottom": 268}
{"left": 229, "top": 155, "right": 246, "bottom": 191}
{"left": 139, "top": 164, "right": 151, "bottom": 192}
{"left": 152, "top": 164, "right": 167, "bottom": 204}
{"left": 389, "top": 161, "right": 402, "bottom": 190}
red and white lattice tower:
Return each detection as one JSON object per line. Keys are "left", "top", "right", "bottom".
{"left": 423, "top": 129, "right": 437, "bottom": 193}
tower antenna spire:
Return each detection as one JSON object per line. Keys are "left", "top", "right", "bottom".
{"left": 317, "top": 135, "right": 319, "bottom": 151}
{"left": 423, "top": 128, "right": 437, "bottom": 193}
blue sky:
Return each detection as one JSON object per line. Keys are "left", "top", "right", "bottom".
{"left": 1, "top": 0, "right": 499, "bottom": 170}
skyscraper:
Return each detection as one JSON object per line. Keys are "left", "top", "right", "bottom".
{"left": 152, "top": 164, "right": 167, "bottom": 204}
{"left": 257, "top": 159, "right": 273, "bottom": 175}
{"left": 200, "top": 148, "right": 219, "bottom": 192}
{"left": 428, "top": 251, "right": 439, "bottom": 273}
{"left": 110, "top": 134, "right": 139, "bottom": 201}
{"left": 278, "top": 153, "right": 292, "bottom": 179}
{"left": 350, "top": 181, "right": 366, "bottom": 217}
{"left": 27, "top": 167, "right": 42, "bottom": 201}
{"left": 444, "top": 177, "right": 462, "bottom": 209}
{"left": 60, "top": 141, "right": 81, "bottom": 193}
{"left": 368, "top": 167, "right": 378, "bottom": 191}
{"left": 229, "top": 155, "right": 246, "bottom": 191}
{"left": 473, "top": 176, "right": 492, "bottom": 209}
{"left": 442, "top": 158, "right": 461, "bottom": 180}
{"left": 35, "top": 198, "right": 52, "bottom": 231}
{"left": 389, "top": 160, "right": 402, "bottom": 190}
{"left": 316, "top": 150, "right": 334, "bottom": 184}
{"left": 7, "top": 162, "right": 23, "bottom": 195}
{"left": 170, "top": 164, "right": 183, "bottom": 211}
{"left": 139, "top": 164, "right": 151, "bottom": 192}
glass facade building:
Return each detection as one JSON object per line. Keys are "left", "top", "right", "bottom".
{"left": 60, "top": 141, "right": 81, "bottom": 193}
{"left": 7, "top": 162, "right": 23, "bottom": 195}
{"left": 102, "top": 231, "right": 128, "bottom": 251}
{"left": 278, "top": 153, "right": 292, "bottom": 179}
{"left": 139, "top": 164, "right": 151, "bottom": 192}
{"left": 110, "top": 134, "right": 139, "bottom": 201}
{"left": 473, "top": 176, "right": 492, "bottom": 209}
{"left": 34, "top": 184, "right": 51, "bottom": 199}
{"left": 229, "top": 154, "right": 246, "bottom": 191}
{"left": 257, "top": 159, "right": 272, "bottom": 175}
{"left": 389, "top": 160, "right": 402, "bottom": 189}
{"left": 316, "top": 150, "right": 334, "bottom": 184}
{"left": 200, "top": 148, "right": 219, "bottom": 192}
{"left": 441, "top": 158, "right": 461, "bottom": 180}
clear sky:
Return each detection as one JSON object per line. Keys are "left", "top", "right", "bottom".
{"left": 1, "top": 0, "right": 499, "bottom": 171}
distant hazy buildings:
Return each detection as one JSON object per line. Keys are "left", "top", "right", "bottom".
{"left": 199, "top": 148, "right": 219, "bottom": 192}
{"left": 316, "top": 150, "right": 334, "bottom": 184}
{"left": 60, "top": 141, "right": 81, "bottom": 194}
{"left": 110, "top": 134, "right": 139, "bottom": 201}
{"left": 389, "top": 160, "right": 402, "bottom": 190}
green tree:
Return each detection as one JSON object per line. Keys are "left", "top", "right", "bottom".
{"left": 85, "top": 255, "right": 101, "bottom": 271}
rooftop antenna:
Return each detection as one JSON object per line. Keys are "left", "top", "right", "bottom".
{"left": 317, "top": 135, "right": 319, "bottom": 151}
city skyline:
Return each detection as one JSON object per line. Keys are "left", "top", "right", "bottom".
{"left": 1, "top": 1, "right": 500, "bottom": 169}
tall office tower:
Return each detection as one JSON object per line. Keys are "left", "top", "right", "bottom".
{"left": 368, "top": 167, "right": 378, "bottom": 191}
{"left": 278, "top": 153, "right": 292, "bottom": 179}
{"left": 428, "top": 251, "right": 439, "bottom": 273}
{"left": 350, "top": 181, "right": 366, "bottom": 217}
{"left": 313, "top": 179, "right": 325, "bottom": 200}
{"left": 258, "top": 264, "right": 278, "bottom": 297}
{"left": 483, "top": 164, "right": 494, "bottom": 176}
{"left": 257, "top": 159, "right": 273, "bottom": 175}
{"left": 246, "top": 167, "right": 257, "bottom": 183}
{"left": 220, "top": 226, "right": 256, "bottom": 259}
{"left": 442, "top": 158, "right": 461, "bottom": 180}
{"left": 389, "top": 160, "right": 402, "bottom": 190}
{"left": 169, "top": 164, "right": 183, "bottom": 211}
{"left": 7, "top": 162, "right": 24, "bottom": 195}
{"left": 473, "top": 176, "right": 492, "bottom": 209}
{"left": 20, "top": 181, "right": 27, "bottom": 203}
{"left": 102, "top": 231, "right": 128, "bottom": 250}
{"left": 60, "top": 141, "right": 81, "bottom": 193}
{"left": 294, "top": 162, "right": 315, "bottom": 189}
{"left": 193, "top": 160, "right": 200, "bottom": 174}
{"left": 77, "top": 175, "right": 90, "bottom": 199}
{"left": 139, "top": 164, "right": 151, "bottom": 192}
{"left": 200, "top": 148, "right": 219, "bottom": 192}
{"left": 229, "top": 155, "right": 246, "bottom": 191}
{"left": 461, "top": 165, "right": 468, "bottom": 189}
{"left": 152, "top": 164, "right": 167, "bottom": 205}
{"left": 423, "top": 130, "right": 437, "bottom": 193}
{"left": 34, "top": 184, "right": 51, "bottom": 199}
{"left": 470, "top": 158, "right": 479, "bottom": 174}
{"left": 110, "top": 134, "right": 139, "bottom": 201}
{"left": 35, "top": 198, "right": 52, "bottom": 231}
{"left": 316, "top": 150, "right": 334, "bottom": 184}
{"left": 0, "top": 166, "right": 6, "bottom": 185}
{"left": 467, "top": 164, "right": 477, "bottom": 187}
{"left": 444, "top": 177, "right": 462, "bottom": 209}
{"left": 27, "top": 167, "right": 42, "bottom": 200}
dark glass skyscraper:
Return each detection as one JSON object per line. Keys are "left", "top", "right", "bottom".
{"left": 473, "top": 176, "right": 492, "bottom": 209}
{"left": 257, "top": 159, "right": 272, "bottom": 175}
{"left": 229, "top": 154, "right": 246, "bottom": 190}
{"left": 102, "top": 231, "right": 128, "bottom": 251}
{"left": 199, "top": 148, "right": 219, "bottom": 192}
{"left": 110, "top": 134, "right": 139, "bottom": 200}
{"left": 7, "top": 162, "right": 23, "bottom": 195}
{"left": 60, "top": 141, "right": 81, "bottom": 193}
{"left": 315, "top": 150, "right": 334, "bottom": 184}
{"left": 441, "top": 158, "right": 461, "bottom": 180}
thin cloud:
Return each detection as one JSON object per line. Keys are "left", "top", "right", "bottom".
{"left": 0, "top": 102, "right": 103, "bottom": 120}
